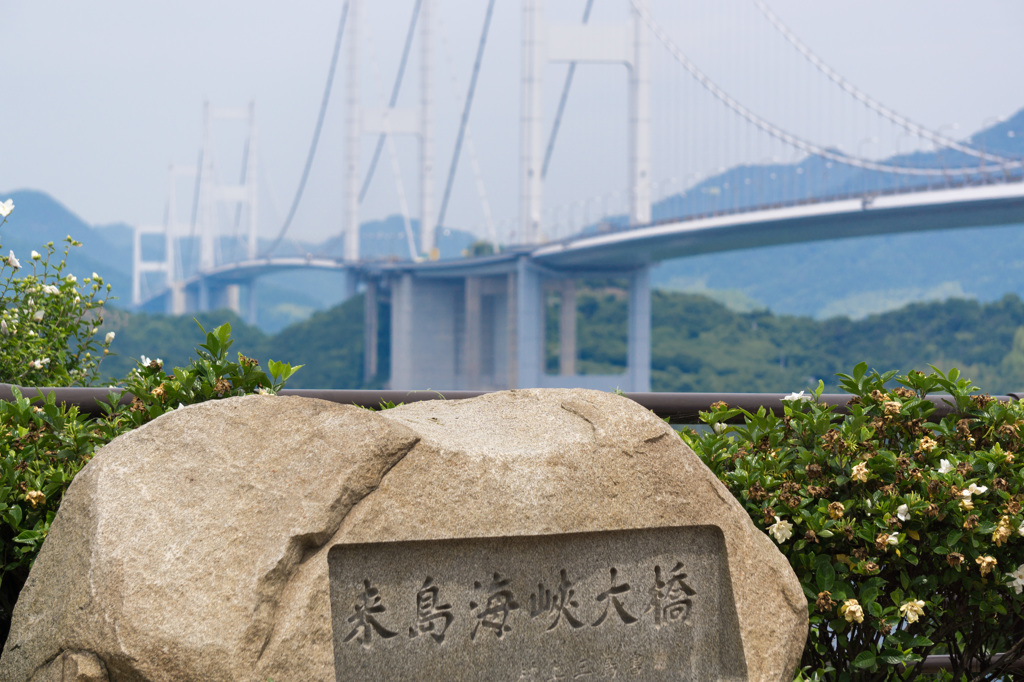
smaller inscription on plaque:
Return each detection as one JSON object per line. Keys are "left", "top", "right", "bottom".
{"left": 329, "top": 526, "right": 746, "bottom": 681}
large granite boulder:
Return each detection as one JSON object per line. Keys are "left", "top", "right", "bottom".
{"left": 1, "top": 390, "right": 806, "bottom": 681}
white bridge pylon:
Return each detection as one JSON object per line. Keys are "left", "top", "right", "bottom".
{"left": 345, "top": 0, "right": 434, "bottom": 262}
{"left": 521, "top": 0, "right": 651, "bottom": 244}
{"left": 133, "top": 101, "right": 260, "bottom": 318}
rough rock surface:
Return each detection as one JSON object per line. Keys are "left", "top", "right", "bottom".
{"left": 0, "top": 396, "right": 420, "bottom": 682}
{"left": 1, "top": 389, "right": 806, "bottom": 681}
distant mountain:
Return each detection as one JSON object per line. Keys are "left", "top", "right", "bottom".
{"left": 4, "top": 106, "right": 1024, "bottom": 328}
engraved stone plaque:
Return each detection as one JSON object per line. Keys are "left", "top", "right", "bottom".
{"left": 329, "top": 526, "right": 747, "bottom": 681}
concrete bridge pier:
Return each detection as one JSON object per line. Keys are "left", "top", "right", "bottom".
{"left": 386, "top": 256, "right": 650, "bottom": 392}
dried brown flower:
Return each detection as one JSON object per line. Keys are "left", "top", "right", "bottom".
{"left": 993, "top": 477, "right": 1009, "bottom": 492}
{"left": 747, "top": 483, "right": 767, "bottom": 502}
{"left": 972, "top": 394, "right": 994, "bottom": 410}
{"left": 827, "top": 501, "right": 845, "bottom": 519}
{"left": 894, "top": 387, "right": 915, "bottom": 400}
{"left": 25, "top": 490, "right": 45, "bottom": 508}
{"left": 806, "top": 463, "right": 823, "bottom": 479}
{"left": 864, "top": 562, "right": 880, "bottom": 574}
{"left": 804, "top": 530, "right": 819, "bottom": 544}
{"left": 214, "top": 378, "right": 232, "bottom": 397}
{"left": 946, "top": 552, "right": 964, "bottom": 568}
{"left": 816, "top": 591, "right": 836, "bottom": 612}
{"left": 852, "top": 548, "right": 868, "bottom": 561}
{"left": 963, "top": 514, "right": 980, "bottom": 530}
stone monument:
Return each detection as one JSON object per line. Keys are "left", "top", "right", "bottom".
{"left": 0, "top": 389, "right": 807, "bottom": 681}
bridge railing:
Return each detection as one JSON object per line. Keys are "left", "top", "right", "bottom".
{"left": 582, "top": 168, "right": 1024, "bottom": 242}
{"left": 3, "top": 383, "right": 1021, "bottom": 422}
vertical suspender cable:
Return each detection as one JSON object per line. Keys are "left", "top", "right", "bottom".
{"left": 435, "top": 0, "right": 496, "bottom": 230}
{"left": 262, "top": 1, "right": 349, "bottom": 258}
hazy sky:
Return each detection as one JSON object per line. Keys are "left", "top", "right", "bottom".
{"left": 3, "top": 1, "right": 1023, "bottom": 245}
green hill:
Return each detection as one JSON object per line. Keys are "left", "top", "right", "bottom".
{"left": 96, "top": 289, "right": 1024, "bottom": 395}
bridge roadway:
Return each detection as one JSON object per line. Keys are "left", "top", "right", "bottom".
{"left": 161, "top": 180, "right": 1024, "bottom": 392}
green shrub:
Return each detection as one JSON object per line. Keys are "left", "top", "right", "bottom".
{"left": 683, "top": 364, "right": 1024, "bottom": 680}
{"left": 0, "top": 201, "right": 300, "bottom": 644}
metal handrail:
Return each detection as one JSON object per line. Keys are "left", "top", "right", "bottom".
{"left": 1, "top": 383, "right": 1019, "bottom": 423}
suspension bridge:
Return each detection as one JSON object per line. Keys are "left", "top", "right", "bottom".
{"left": 131, "top": 0, "right": 1024, "bottom": 391}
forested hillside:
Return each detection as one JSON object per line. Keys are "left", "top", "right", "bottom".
{"left": 97, "top": 289, "right": 1024, "bottom": 394}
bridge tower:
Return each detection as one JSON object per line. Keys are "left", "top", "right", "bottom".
{"left": 132, "top": 102, "right": 260, "bottom": 321}
{"left": 344, "top": 0, "right": 435, "bottom": 263}
{"left": 520, "top": 0, "right": 650, "bottom": 243}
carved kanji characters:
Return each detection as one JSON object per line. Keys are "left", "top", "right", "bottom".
{"left": 592, "top": 567, "right": 638, "bottom": 627}
{"left": 342, "top": 579, "right": 399, "bottom": 649}
{"left": 529, "top": 568, "right": 584, "bottom": 631}
{"left": 470, "top": 572, "right": 520, "bottom": 640}
{"left": 408, "top": 577, "right": 454, "bottom": 643}
{"left": 645, "top": 561, "right": 696, "bottom": 626}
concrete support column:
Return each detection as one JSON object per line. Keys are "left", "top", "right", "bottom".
{"left": 389, "top": 273, "right": 414, "bottom": 389}
{"left": 514, "top": 257, "right": 544, "bottom": 388}
{"left": 364, "top": 278, "right": 378, "bottom": 382}
{"left": 245, "top": 281, "right": 257, "bottom": 325}
{"left": 627, "top": 265, "right": 651, "bottom": 392}
{"left": 224, "top": 284, "right": 241, "bottom": 316}
{"left": 170, "top": 282, "right": 186, "bottom": 316}
{"left": 464, "top": 277, "right": 482, "bottom": 388}
{"left": 629, "top": 0, "right": 651, "bottom": 226}
{"left": 558, "top": 279, "right": 576, "bottom": 376}
{"left": 198, "top": 280, "right": 210, "bottom": 312}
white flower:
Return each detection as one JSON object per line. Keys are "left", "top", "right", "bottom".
{"left": 105, "top": 331, "right": 115, "bottom": 344}
{"left": 0, "top": 320, "right": 6, "bottom": 336}
{"left": 852, "top": 462, "right": 870, "bottom": 482}
{"left": 899, "top": 599, "right": 926, "bottom": 624}
{"left": 938, "top": 459, "right": 954, "bottom": 474}
{"left": 91, "top": 272, "right": 100, "bottom": 280}
{"left": 41, "top": 285, "right": 59, "bottom": 295}
{"left": 840, "top": 599, "right": 864, "bottom": 624}
{"left": 30, "top": 250, "right": 41, "bottom": 260}
{"left": 783, "top": 391, "right": 809, "bottom": 402}
{"left": 140, "top": 355, "right": 151, "bottom": 366}
{"left": 0, "top": 199, "right": 14, "bottom": 217}
{"left": 896, "top": 504, "right": 910, "bottom": 521}
{"left": 962, "top": 484, "right": 989, "bottom": 501}
{"left": 155, "top": 358, "right": 163, "bottom": 366}
{"left": 32, "top": 310, "right": 44, "bottom": 322}
{"left": 255, "top": 387, "right": 271, "bottom": 395}
{"left": 768, "top": 517, "right": 794, "bottom": 543}
{"left": 712, "top": 422, "right": 726, "bottom": 434}
{"left": 65, "top": 274, "right": 76, "bottom": 283}
{"left": 6, "top": 250, "right": 20, "bottom": 270}
{"left": 1009, "top": 564, "right": 1024, "bottom": 595}
{"left": 885, "top": 532, "right": 899, "bottom": 546}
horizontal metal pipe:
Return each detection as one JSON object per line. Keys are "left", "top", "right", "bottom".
{"left": 1, "top": 383, "right": 1018, "bottom": 423}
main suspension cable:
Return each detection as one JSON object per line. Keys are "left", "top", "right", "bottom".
{"left": 261, "top": 1, "right": 349, "bottom": 257}
{"left": 436, "top": 0, "right": 497, "bottom": 230}
{"left": 753, "top": 0, "right": 1014, "bottom": 164}
{"left": 633, "top": 0, "right": 1021, "bottom": 176}
{"left": 358, "top": 0, "right": 423, "bottom": 203}
{"left": 541, "top": 0, "right": 596, "bottom": 180}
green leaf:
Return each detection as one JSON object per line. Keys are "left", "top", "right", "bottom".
{"left": 852, "top": 651, "right": 877, "bottom": 669}
{"left": 816, "top": 556, "right": 836, "bottom": 592}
